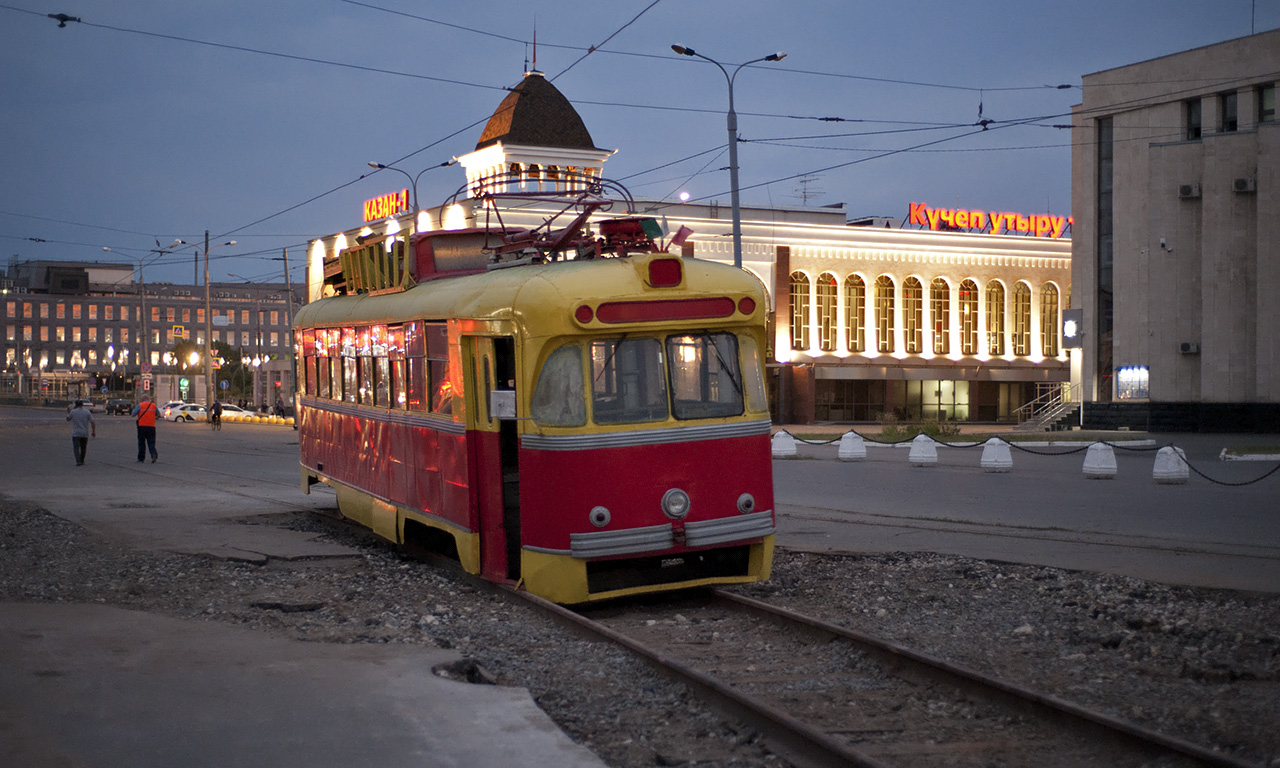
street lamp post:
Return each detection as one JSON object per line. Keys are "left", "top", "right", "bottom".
{"left": 103, "top": 241, "right": 181, "bottom": 399}
{"left": 177, "top": 234, "right": 236, "bottom": 407}
{"left": 670, "top": 45, "right": 786, "bottom": 269}
{"left": 366, "top": 160, "right": 454, "bottom": 233}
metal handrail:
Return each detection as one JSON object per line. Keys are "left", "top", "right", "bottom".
{"left": 1014, "top": 382, "right": 1077, "bottom": 428}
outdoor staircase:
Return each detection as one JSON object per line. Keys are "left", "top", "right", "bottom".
{"left": 1013, "top": 384, "right": 1080, "bottom": 432}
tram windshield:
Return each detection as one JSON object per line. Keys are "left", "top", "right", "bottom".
{"left": 532, "top": 332, "right": 756, "bottom": 427}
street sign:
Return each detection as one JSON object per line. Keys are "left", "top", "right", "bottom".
{"left": 219, "top": 380, "right": 229, "bottom": 390}
{"left": 141, "top": 373, "right": 153, "bottom": 381}
{"left": 142, "top": 379, "right": 151, "bottom": 391}
{"left": 173, "top": 325, "right": 186, "bottom": 339}
{"left": 141, "top": 362, "right": 152, "bottom": 374}
{"left": 101, "top": 385, "right": 109, "bottom": 394}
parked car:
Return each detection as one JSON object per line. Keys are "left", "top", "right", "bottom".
{"left": 218, "top": 403, "right": 249, "bottom": 414}
{"left": 105, "top": 399, "right": 133, "bottom": 415}
{"left": 168, "top": 404, "right": 208, "bottom": 422}
{"left": 160, "top": 401, "right": 186, "bottom": 419}
{"left": 66, "top": 400, "right": 103, "bottom": 413}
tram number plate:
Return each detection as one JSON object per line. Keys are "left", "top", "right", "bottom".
{"left": 660, "top": 557, "right": 685, "bottom": 569}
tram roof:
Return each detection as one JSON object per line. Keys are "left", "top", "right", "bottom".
{"left": 293, "top": 254, "right": 766, "bottom": 337}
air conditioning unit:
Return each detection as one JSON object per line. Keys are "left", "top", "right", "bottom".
{"left": 1180, "top": 342, "right": 1200, "bottom": 354}
{"left": 1178, "top": 183, "right": 1202, "bottom": 199}
{"left": 1234, "top": 177, "right": 1256, "bottom": 193}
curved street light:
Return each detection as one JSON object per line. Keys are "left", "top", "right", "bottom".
{"left": 670, "top": 44, "right": 787, "bottom": 269}
{"left": 366, "top": 160, "right": 455, "bottom": 232}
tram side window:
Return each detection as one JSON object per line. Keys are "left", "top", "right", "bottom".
{"left": 405, "top": 321, "right": 425, "bottom": 410}
{"left": 370, "top": 325, "right": 389, "bottom": 407}
{"left": 737, "top": 335, "right": 770, "bottom": 415}
{"left": 323, "top": 328, "right": 339, "bottom": 401}
{"left": 342, "top": 327, "right": 358, "bottom": 404}
{"left": 667, "top": 333, "right": 744, "bottom": 420}
{"left": 591, "top": 338, "right": 667, "bottom": 424}
{"left": 426, "top": 323, "right": 452, "bottom": 415}
{"left": 531, "top": 344, "right": 585, "bottom": 426}
{"left": 388, "top": 324, "right": 406, "bottom": 408}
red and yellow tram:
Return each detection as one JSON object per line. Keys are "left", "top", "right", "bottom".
{"left": 295, "top": 213, "right": 775, "bottom": 604}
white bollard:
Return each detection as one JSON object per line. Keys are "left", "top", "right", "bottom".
{"left": 1152, "top": 446, "right": 1189, "bottom": 484}
{"left": 1083, "top": 442, "right": 1117, "bottom": 479}
{"left": 908, "top": 434, "right": 938, "bottom": 467}
{"left": 980, "top": 437, "right": 1013, "bottom": 473}
{"left": 771, "top": 431, "right": 798, "bottom": 459}
{"left": 837, "top": 432, "right": 867, "bottom": 461}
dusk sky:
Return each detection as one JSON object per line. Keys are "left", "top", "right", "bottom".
{"left": 2, "top": 1, "right": 1277, "bottom": 285}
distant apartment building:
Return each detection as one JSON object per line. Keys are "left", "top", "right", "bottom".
{"left": 2, "top": 258, "right": 300, "bottom": 400}
{"left": 1071, "top": 28, "right": 1280, "bottom": 430}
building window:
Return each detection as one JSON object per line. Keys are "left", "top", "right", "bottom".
{"left": 241, "top": 310, "right": 249, "bottom": 325}
{"left": 182, "top": 308, "right": 190, "bottom": 323}
{"left": 72, "top": 304, "right": 81, "bottom": 320}
{"left": 104, "top": 305, "right": 114, "bottom": 321}
{"left": 56, "top": 303, "right": 65, "bottom": 319}
{"left": 1260, "top": 84, "right": 1276, "bottom": 123}
{"left": 844, "top": 275, "right": 865, "bottom": 353}
{"left": 1012, "top": 282, "right": 1032, "bottom": 356}
{"left": 959, "top": 280, "right": 978, "bottom": 355}
{"left": 816, "top": 273, "right": 838, "bottom": 352}
{"left": 40, "top": 304, "right": 49, "bottom": 319}
{"left": 1041, "top": 283, "right": 1060, "bottom": 357}
{"left": 1220, "top": 91, "right": 1238, "bottom": 132}
{"left": 789, "top": 271, "right": 810, "bottom": 351}
{"left": 1116, "top": 365, "right": 1149, "bottom": 399}
{"left": 986, "top": 280, "right": 1006, "bottom": 355}
{"left": 88, "top": 305, "right": 97, "bottom": 320}
{"left": 197, "top": 308, "right": 204, "bottom": 323}
{"left": 1185, "top": 99, "right": 1201, "bottom": 140}
{"left": 930, "top": 278, "right": 950, "bottom": 355}
{"left": 874, "top": 276, "right": 895, "bottom": 353}
{"left": 167, "top": 308, "right": 175, "bottom": 322}
{"left": 903, "top": 277, "right": 923, "bottom": 354}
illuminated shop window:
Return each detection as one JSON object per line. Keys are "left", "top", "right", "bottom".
{"left": 1012, "top": 282, "right": 1032, "bottom": 356}
{"left": 1041, "top": 283, "right": 1060, "bottom": 356}
{"left": 789, "top": 272, "right": 810, "bottom": 351}
{"left": 903, "top": 277, "right": 923, "bottom": 354}
{"left": 986, "top": 281, "right": 1005, "bottom": 355}
{"left": 1116, "top": 365, "right": 1149, "bottom": 399}
{"left": 817, "top": 273, "right": 838, "bottom": 352}
{"left": 874, "top": 275, "right": 895, "bottom": 353}
{"left": 844, "top": 274, "right": 865, "bottom": 353}
{"left": 959, "top": 280, "right": 978, "bottom": 355}
{"left": 930, "top": 278, "right": 950, "bottom": 355}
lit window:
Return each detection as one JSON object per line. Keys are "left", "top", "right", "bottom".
{"left": 1116, "top": 365, "right": 1149, "bottom": 399}
{"left": 816, "top": 273, "right": 838, "bottom": 352}
{"left": 959, "top": 280, "right": 978, "bottom": 355}
{"left": 930, "top": 278, "right": 950, "bottom": 354}
{"left": 844, "top": 275, "right": 865, "bottom": 353}
{"left": 903, "top": 277, "right": 923, "bottom": 354}
{"left": 987, "top": 281, "right": 1006, "bottom": 355}
{"left": 1012, "top": 282, "right": 1032, "bottom": 356}
{"left": 789, "top": 272, "right": 810, "bottom": 351}
{"left": 1041, "top": 284, "right": 1060, "bottom": 356}
{"left": 874, "top": 276, "right": 895, "bottom": 353}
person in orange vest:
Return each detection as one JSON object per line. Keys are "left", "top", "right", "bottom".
{"left": 131, "top": 394, "right": 159, "bottom": 463}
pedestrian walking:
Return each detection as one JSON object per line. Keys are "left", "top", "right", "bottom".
{"left": 132, "top": 394, "right": 159, "bottom": 463}
{"left": 66, "top": 399, "right": 96, "bottom": 466}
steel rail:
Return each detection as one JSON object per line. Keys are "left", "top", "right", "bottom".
{"left": 717, "top": 590, "right": 1260, "bottom": 768}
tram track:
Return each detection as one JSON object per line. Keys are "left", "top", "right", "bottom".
{"left": 512, "top": 587, "right": 1259, "bottom": 768}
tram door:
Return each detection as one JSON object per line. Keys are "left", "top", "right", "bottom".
{"left": 467, "top": 336, "right": 521, "bottom": 583}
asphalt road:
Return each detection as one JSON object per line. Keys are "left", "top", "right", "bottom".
{"left": 3, "top": 405, "right": 1278, "bottom": 593}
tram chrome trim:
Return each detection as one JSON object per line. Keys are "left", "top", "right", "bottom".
{"left": 684, "top": 510, "right": 775, "bottom": 547}
{"left": 562, "top": 511, "right": 774, "bottom": 559}
{"left": 569, "top": 524, "right": 674, "bottom": 558}
{"left": 299, "top": 397, "right": 465, "bottom": 435}
{"left": 522, "top": 419, "right": 771, "bottom": 452}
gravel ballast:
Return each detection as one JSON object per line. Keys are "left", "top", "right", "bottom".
{"left": 3, "top": 498, "right": 1277, "bottom": 767}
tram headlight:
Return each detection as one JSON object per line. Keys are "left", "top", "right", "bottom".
{"left": 661, "top": 488, "right": 690, "bottom": 520}
{"left": 737, "top": 493, "right": 756, "bottom": 514}
{"left": 589, "top": 506, "right": 611, "bottom": 528}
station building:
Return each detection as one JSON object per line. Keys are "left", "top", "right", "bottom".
{"left": 1, "top": 258, "right": 301, "bottom": 404}
{"left": 307, "top": 68, "right": 1072, "bottom": 426}
{"left": 1071, "top": 28, "right": 1280, "bottom": 431}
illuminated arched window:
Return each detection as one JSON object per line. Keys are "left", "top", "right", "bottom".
{"left": 930, "top": 278, "right": 950, "bottom": 354}
{"left": 817, "top": 272, "right": 838, "bottom": 352}
{"left": 903, "top": 277, "right": 923, "bottom": 354}
{"left": 874, "top": 275, "right": 895, "bottom": 353}
{"left": 1041, "top": 283, "right": 1060, "bottom": 356}
{"left": 1012, "top": 282, "right": 1032, "bottom": 356}
{"left": 959, "top": 279, "right": 979, "bottom": 355}
{"left": 844, "top": 275, "right": 865, "bottom": 353}
{"left": 789, "top": 271, "right": 810, "bottom": 351}
{"left": 986, "top": 280, "right": 1006, "bottom": 355}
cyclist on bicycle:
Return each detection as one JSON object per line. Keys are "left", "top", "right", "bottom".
{"left": 210, "top": 398, "right": 223, "bottom": 430}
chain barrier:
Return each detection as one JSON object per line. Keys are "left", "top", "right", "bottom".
{"left": 774, "top": 429, "right": 1280, "bottom": 486}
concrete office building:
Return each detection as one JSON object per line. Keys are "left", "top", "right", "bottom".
{"left": 1071, "top": 29, "right": 1280, "bottom": 430}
